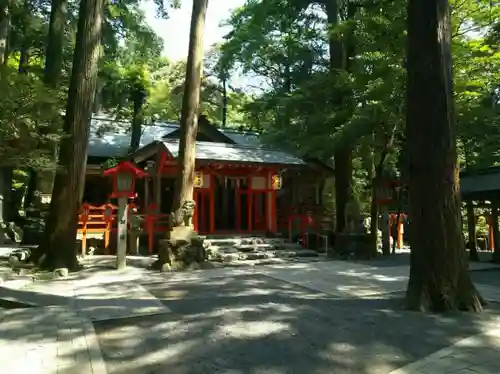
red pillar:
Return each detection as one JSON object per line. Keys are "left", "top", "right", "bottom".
{"left": 193, "top": 191, "right": 199, "bottom": 232}
{"left": 209, "top": 173, "right": 215, "bottom": 234}
{"left": 247, "top": 177, "right": 253, "bottom": 232}
{"left": 268, "top": 170, "right": 277, "bottom": 233}
{"left": 236, "top": 181, "right": 241, "bottom": 232}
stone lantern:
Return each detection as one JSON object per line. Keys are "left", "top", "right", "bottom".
{"left": 104, "top": 161, "right": 146, "bottom": 270}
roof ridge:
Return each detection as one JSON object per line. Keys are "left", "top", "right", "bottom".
{"left": 160, "top": 138, "right": 287, "bottom": 152}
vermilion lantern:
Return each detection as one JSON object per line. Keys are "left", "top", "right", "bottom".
{"left": 104, "top": 161, "right": 147, "bottom": 199}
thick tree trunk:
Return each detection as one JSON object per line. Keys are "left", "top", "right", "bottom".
{"left": 155, "top": 0, "right": 209, "bottom": 272}
{"left": 0, "top": 1, "right": 12, "bottom": 231}
{"left": 326, "top": 0, "right": 353, "bottom": 234}
{"left": 172, "top": 0, "right": 209, "bottom": 212}
{"left": 37, "top": 0, "right": 104, "bottom": 271}
{"left": 404, "top": 0, "right": 483, "bottom": 312}
{"left": 334, "top": 147, "right": 352, "bottom": 232}
{"left": 0, "top": 0, "right": 10, "bottom": 65}
{"left": 34, "top": 0, "right": 69, "bottom": 216}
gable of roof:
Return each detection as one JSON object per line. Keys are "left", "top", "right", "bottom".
{"left": 162, "top": 115, "right": 237, "bottom": 144}
{"left": 88, "top": 114, "right": 264, "bottom": 158}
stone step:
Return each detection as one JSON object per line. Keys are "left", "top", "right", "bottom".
{"left": 274, "top": 242, "right": 304, "bottom": 251}
{"left": 274, "top": 249, "right": 319, "bottom": 258}
{"left": 204, "top": 239, "right": 240, "bottom": 247}
{"left": 205, "top": 237, "right": 288, "bottom": 247}
{"left": 235, "top": 243, "right": 276, "bottom": 252}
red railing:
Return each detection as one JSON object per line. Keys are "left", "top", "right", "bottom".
{"left": 78, "top": 203, "right": 116, "bottom": 255}
{"left": 78, "top": 202, "right": 172, "bottom": 255}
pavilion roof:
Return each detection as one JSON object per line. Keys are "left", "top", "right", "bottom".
{"left": 87, "top": 114, "right": 262, "bottom": 158}
{"left": 161, "top": 139, "right": 306, "bottom": 166}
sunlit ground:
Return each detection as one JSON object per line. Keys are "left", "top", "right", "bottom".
{"left": 94, "top": 274, "right": 500, "bottom": 374}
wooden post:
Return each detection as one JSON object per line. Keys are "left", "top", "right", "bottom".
{"left": 154, "top": 152, "right": 163, "bottom": 211}
{"left": 236, "top": 180, "right": 241, "bottom": 232}
{"left": 397, "top": 220, "right": 404, "bottom": 248}
{"left": 493, "top": 202, "right": 500, "bottom": 263}
{"left": 209, "top": 173, "right": 215, "bottom": 234}
{"left": 380, "top": 208, "right": 390, "bottom": 255}
{"left": 267, "top": 170, "right": 278, "bottom": 233}
{"left": 81, "top": 223, "right": 87, "bottom": 256}
{"left": 116, "top": 197, "right": 128, "bottom": 270}
{"left": 492, "top": 202, "right": 500, "bottom": 253}
{"left": 144, "top": 176, "right": 149, "bottom": 207}
{"left": 489, "top": 217, "right": 495, "bottom": 251}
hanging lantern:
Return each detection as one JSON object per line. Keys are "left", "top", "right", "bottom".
{"left": 271, "top": 174, "right": 282, "bottom": 190}
{"left": 194, "top": 172, "right": 203, "bottom": 188}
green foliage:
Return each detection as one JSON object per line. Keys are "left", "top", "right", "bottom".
{"left": 146, "top": 49, "right": 254, "bottom": 128}
{"left": 214, "top": 0, "right": 500, "bottom": 214}
{"left": 0, "top": 65, "right": 63, "bottom": 169}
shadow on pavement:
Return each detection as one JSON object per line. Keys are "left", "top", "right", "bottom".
{"left": 94, "top": 274, "right": 500, "bottom": 374}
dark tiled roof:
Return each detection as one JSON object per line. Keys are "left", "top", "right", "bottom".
{"left": 88, "top": 115, "right": 262, "bottom": 158}
{"left": 161, "top": 139, "right": 305, "bottom": 165}
{"left": 88, "top": 114, "right": 308, "bottom": 166}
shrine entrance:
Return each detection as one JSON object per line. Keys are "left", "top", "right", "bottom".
{"left": 236, "top": 179, "right": 268, "bottom": 233}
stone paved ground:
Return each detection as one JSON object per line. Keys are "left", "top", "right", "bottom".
{"left": 390, "top": 329, "right": 500, "bottom": 374}
{"left": 2, "top": 255, "right": 500, "bottom": 374}
{"left": 470, "top": 268, "right": 500, "bottom": 287}
{"left": 0, "top": 305, "right": 106, "bottom": 374}
{"left": 94, "top": 274, "right": 500, "bottom": 374}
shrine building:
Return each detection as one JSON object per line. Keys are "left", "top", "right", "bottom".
{"left": 82, "top": 114, "right": 334, "bottom": 236}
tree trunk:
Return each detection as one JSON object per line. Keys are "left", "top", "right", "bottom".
{"left": 404, "top": 0, "right": 483, "bottom": 312}
{"left": 37, "top": 0, "right": 104, "bottom": 271}
{"left": 129, "top": 93, "right": 144, "bottom": 153}
{"left": 325, "top": 0, "right": 353, "bottom": 234}
{"left": 172, "top": 0, "right": 209, "bottom": 212}
{"left": 368, "top": 146, "right": 379, "bottom": 256}
{"left": 44, "top": 0, "right": 68, "bottom": 87}
{"left": 334, "top": 147, "right": 352, "bottom": 232}
{"left": 221, "top": 75, "right": 227, "bottom": 128}
{"left": 17, "top": 0, "right": 31, "bottom": 74}
{"left": 28, "top": 0, "right": 69, "bottom": 215}
{"left": 155, "top": 0, "right": 209, "bottom": 272}
{"left": 23, "top": 170, "right": 37, "bottom": 210}
{"left": 0, "top": 0, "right": 10, "bottom": 65}
{"left": 466, "top": 201, "right": 479, "bottom": 261}
{"left": 0, "top": 1, "right": 12, "bottom": 233}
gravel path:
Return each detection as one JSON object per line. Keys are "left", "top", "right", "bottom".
{"left": 94, "top": 274, "right": 500, "bottom": 374}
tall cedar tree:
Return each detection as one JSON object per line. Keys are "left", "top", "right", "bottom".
{"left": 24, "top": 0, "right": 68, "bottom": 209}
{"left": 44, "top": 0, "right": 67, "bottom": 87}
{"left": 0, "top": 0, "right": 9, "bottom": 65}
{"left": 404, "top": 0, "right": 484, "bottom": 311}
{"left": 171, "top": 0, "right": 209, "bottom": 213}
{"left": 38, "top": 0, "right": 104, "bottom": 270}
{"left": 325, "top": 0, "right": 353, "bottom": 233}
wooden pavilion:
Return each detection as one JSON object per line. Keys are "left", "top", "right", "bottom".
{"left": 460, "top": 166, "right": 500, "bottom": 260}
{"left": 81, "top": 114, "right": 334, "bottom": 237}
